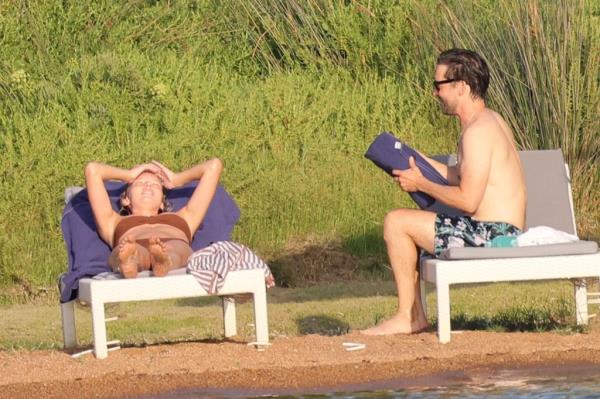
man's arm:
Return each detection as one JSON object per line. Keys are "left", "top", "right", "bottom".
{"left": 414, "top": 150, "right": 461, "bottom": 186}
{"left": 397, "top": 127, "right": 492, "bottom": 213}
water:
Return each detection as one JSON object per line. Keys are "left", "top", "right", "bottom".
{"left": 141, "top": 366, "right": 600, "bottom": 399}
{"left": 305, "top": 376, "right": 600, "bottom": 398}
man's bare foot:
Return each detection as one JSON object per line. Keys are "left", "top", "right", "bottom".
{"left": 360, "top": 313, "right": 429, "bottom": 336}
{"left": 117, "top": 235, "right": 139, "bottom": 279}
{"left": 149, "top": 237, "right": 173, "bottom": 277}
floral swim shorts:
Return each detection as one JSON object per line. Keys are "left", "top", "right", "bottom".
{"left": 433, "top": 213, "right": 522, "bottom": 257}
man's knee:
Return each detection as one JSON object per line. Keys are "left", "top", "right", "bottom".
{"left": 384, "top": 209, "right": 435, "bottom": 245}
{"left": 383, "top": 209, "right": 412, "bottom": 241}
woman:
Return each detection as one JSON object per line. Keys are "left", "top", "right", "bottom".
{"left": 85, "top": 158, "right": 223, "bottom": 278}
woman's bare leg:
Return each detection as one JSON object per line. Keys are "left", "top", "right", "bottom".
{"left": 109, "top": 235, "right": 152, "bottom": 278}
{"left": 149, "top": 237, "right": 192, "bottom": 277}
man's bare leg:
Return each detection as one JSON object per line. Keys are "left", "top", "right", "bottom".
{"left": 413, "top": 269, "right": 428, "bottom": 328}
{"left": 361, "top": 209, "right": 435, "bottom": 335}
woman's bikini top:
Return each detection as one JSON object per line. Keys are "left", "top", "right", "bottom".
{"left": 113, "top": 213, "right": 192, "bottom": 245}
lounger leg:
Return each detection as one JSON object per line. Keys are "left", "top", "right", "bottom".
{"left": 574, "top": 278, "right": 589, "bottom": 325}
{"left": 437, "top": 282, "right": 451, "bottom": 343}
{"left": 61, "top": 301, "right": 77, "bottom": 348}
{"left": 90, "top": 299, "right": 108, "bottom": 359}
{"left": 222, "top": 297, "right": 237, "bottom": 337}
{"left": 253, "top": 283, "right": 269, "bottom": 345}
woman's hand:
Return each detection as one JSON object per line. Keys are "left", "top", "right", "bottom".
{"left": 151, "top": 160, "right": 177, "bottom": 189}
{"left": 127, "top": 163, "right": 161, "bottom": 183}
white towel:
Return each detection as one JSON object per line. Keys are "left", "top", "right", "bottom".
{"left": 517, "top": 226, "right": 579, "bottom": 246}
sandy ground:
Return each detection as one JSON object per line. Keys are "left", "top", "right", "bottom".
{"left": 3, "top": 330, "right": 600, "bottom": 398}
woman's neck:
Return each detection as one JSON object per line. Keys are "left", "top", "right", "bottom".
{"left": 130, "top": 209, "right": 159, "bottom": 217}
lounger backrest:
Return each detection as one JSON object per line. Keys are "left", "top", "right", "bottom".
{"left": 520, "top": 149, "right": 576, "bottom": 235}
{"left": 65, "top": 186, "right": 83, "bottom": 204}
{"left": 428, "top": 149, "right": 576, "bottom": 235}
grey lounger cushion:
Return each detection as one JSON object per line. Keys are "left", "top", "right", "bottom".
{"left": 440, "top": 240, "right": 598, "bottom": 260}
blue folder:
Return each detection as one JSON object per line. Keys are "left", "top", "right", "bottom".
{"left": 365, "top": 132, "right": 449, "bottom": 209}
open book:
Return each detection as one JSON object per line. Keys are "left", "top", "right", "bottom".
{"left": 364, "top": 132, "right": 448, "bottom": 209}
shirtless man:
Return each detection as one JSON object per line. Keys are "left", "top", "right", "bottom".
{"left": 361, "top": 48, "right": 527, "bottom": 335}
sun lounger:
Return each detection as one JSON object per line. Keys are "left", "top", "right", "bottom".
{"left": 59, "top": 184, "right": 269, "bottom": 358}
{"left": 419, "top": 149, "right": 600, "bottom": 343}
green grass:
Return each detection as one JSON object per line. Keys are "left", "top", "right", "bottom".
{"left": 0, "top": 280, "right": 588, "bottom": 351}
{"left": 0, "top": 0, "right": 598, "bottom": 301}
{"left": 0, "top": 65, "right": 455, "bottom": 300}
{"left": 0, "top": 18, "right": 455, "bottom": 297}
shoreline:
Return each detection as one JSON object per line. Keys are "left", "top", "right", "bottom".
{"left": 3, "top": 331, "right": 600, "bottom": 398}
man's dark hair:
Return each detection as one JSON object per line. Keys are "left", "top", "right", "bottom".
{"left": 437, "top": 49, "right": 490, "bottom": 100}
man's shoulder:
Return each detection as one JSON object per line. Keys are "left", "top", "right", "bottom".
{"left": 461, "top": 120, "right": 493, "bottom": 143}
{"left": 471, "top": 108, "right": 500, "bottom": 126}
{"left": 460, "top": 116, "right": 498, "bottom": 157}
{"left": 465, "top": 110, "right": 508, "bottom": 138}
{"left": 481, "top": 109, "right": 510, "bottom": 129}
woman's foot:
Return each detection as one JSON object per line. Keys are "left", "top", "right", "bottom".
{"left": 117, "top": 235, "right": 139, "bottom": 279}
{"left": 149, "top": 237, "right": 173, "bottom": 277}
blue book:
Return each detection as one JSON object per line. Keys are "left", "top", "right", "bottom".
{"left": 365, "top": 132, "right": 449, "bottom": 209}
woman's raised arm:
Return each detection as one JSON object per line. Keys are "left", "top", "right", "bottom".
{"left": 153, "top": 159, "right": 223, "bottom": 235}
{"left": 84, "top": 162, "right": 160, "bottom": 245}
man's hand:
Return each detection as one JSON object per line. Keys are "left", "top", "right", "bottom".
{"left": 392, "top": 156, "right": 423, "bottom": 192}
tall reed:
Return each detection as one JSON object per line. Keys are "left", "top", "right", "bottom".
{"left": 221, "top": 0, "right": 416, "bottom": 78}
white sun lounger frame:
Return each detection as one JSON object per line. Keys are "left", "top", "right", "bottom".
{"left": 60, "top": 188, "right": 269, "bottom": 359}
{"left": 61, "top": 269, "right": 269, "bottom": 358}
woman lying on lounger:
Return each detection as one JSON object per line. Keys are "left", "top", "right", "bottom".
{"left": 85, "top": 159, "right": 223, "bottom": 278}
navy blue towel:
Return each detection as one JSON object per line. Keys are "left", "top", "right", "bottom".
{"left": 365, "top": 132, "right": 448, "bottom": 208}
{"left": 59, "top": 181, "right": 240, "bottom": 303}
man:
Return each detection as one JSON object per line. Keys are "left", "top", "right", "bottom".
{"left": 361, "top": 48, "right": 527, "bottom": 335}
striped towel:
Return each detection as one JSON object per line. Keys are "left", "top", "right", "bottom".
{"left": 186, "top": 241, "right": 273, "bottom": 294}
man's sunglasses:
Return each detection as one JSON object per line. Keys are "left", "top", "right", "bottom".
{"left": 433, "top": 78, "right": 457, "bottom": 91}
